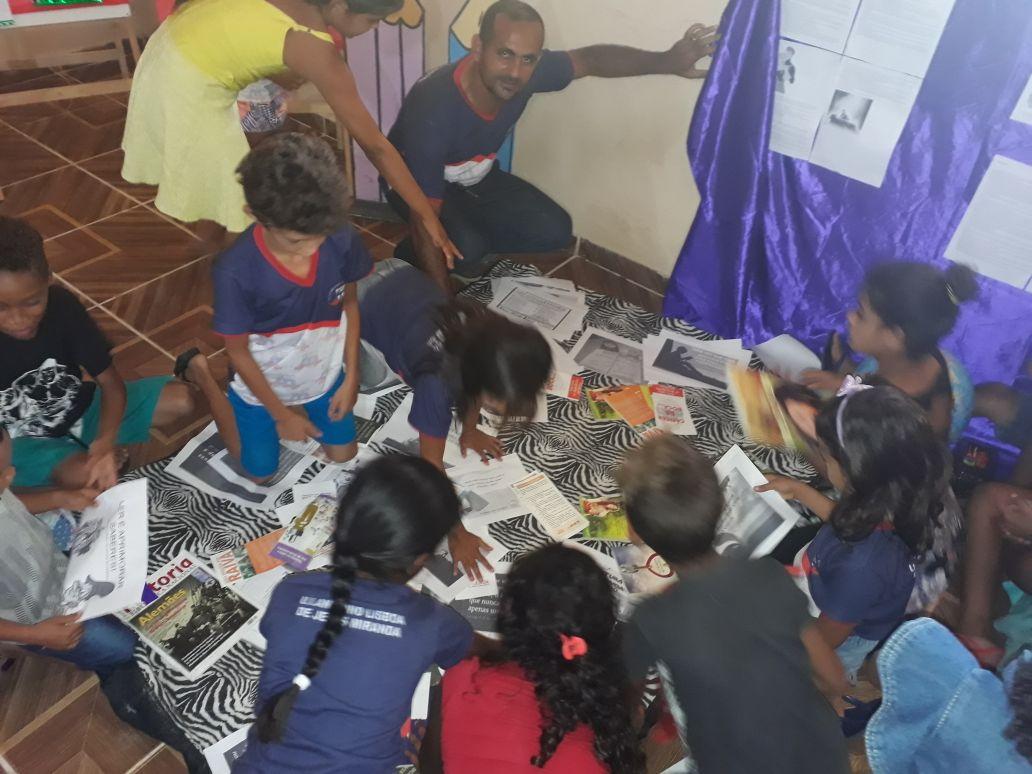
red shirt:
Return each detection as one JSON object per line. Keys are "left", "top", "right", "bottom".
{"left": 441, "top": 658, "right": 607, "bottom": 774}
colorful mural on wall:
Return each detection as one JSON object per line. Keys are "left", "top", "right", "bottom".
{"left": 348, "top": 0, "right": 426, "bottom": 202}
{"left": 448, "top": 0, "right": 514, "bottom": 171}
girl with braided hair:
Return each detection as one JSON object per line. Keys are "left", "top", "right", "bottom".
{"left": 440, "top": 544, "right": 643, "bottom": 773}
{"left": 236, "top": 454, "right": 473, "bottom": 772}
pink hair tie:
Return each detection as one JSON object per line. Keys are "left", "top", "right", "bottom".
{"left": 559, "top": 634, "right": 588, "bottom": 661}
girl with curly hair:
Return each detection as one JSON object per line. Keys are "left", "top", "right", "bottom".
{"left": 440, "top": 544, "right": 643, "bottom": 773}
{"left": 236, "top": 455, "right": 473, "bottom": 772}
{"left": 758, "top": 383, "right": 952, "bottom": 681}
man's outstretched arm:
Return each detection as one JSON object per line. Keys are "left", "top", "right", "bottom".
{"left": 568, "top": 23, "right": 719, "bottom": 80}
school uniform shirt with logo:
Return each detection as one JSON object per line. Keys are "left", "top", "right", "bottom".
{"left": 0, "top": 286, "right": 111, "bottom": 439}
{"left": 212, "top": 224, "right": 373, "bottom": 406}
{"left": 387, "top": 52, "right": 575, "bottom": 199}
{"left": 236, "top": 572, "right": 473, "bottom": 773}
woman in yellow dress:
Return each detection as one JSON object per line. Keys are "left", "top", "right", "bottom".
{"left": 122, "top": 0, "right": 457, "bottom": 264}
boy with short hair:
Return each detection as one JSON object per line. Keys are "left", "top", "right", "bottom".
{"left": 0, "top": 216, "right": 203, "bottom": 512}
{"left": 214, "top": 133, "right": 371, "bottom": 479}
{"left": 617, "top": 435, "right": 849, "bottom": 774}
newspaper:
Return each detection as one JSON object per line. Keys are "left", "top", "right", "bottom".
{"left": 211, "top": 529, "right": 285, "bottom": 586}
{"left": 489, "top": 277, "right": 587, "bottom": 342}
{"left": 167, "top": 421, "right": 318, "bottom": 510}
{"left": 770, "top": 39, "right": 844, "bottom": 160}
{"left": 60, "top": 479, "right": 149, "bottom": 621}
{"left": 270, "top": 482, "right": 339, "bottom": 571}
{"left": 511, "top": 471, "right": 588, "bottom": 541}
{"left": 643, "top": 332, "right": 751, "bottom": 392}
{"left": 125, "top": 554, "right": 258, "bottom": 679}
{"left": 712, "top": 446, "right": 800, "bottom": 559}
{"left": 570, "top": 328, "right": 644, "bottom": 384}
{"left": 649, "top": 385, "right": 697, "bottom": 436}
{"left": 449, "top": 454, "right": 528, "bottom": 524}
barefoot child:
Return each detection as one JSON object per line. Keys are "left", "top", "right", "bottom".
{"left": 214, "top": 133, "right": 370, "bottom": 480}
{"left": 0, "top": 216, "right": 197, "bottom": 510}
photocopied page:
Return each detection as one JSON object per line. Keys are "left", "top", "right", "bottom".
{"left": 780, "top": 0, "right": 862, "bottom": 54}
{"left": 844, "top": 0, "right": 957, "bottom": 79}
{"left": 570, "top": 328, "right": 645, "bottom": 385}
{"left": 945, "top": 155, "right": 1032, "bottom": 291}
{"left": 489, "top": 278, "right": 587, "bottom": 343}
{"left": 808, "top": 57, "right": 922, "bottom": 187}
{"left": 770, "top": 39, "right": 843, "bottom": 160}
{"left": 1012, "top": 74, "right": 1032, "bottom": 126}
{"left": 511, "top": 471, "right": 588, "bottom": 541}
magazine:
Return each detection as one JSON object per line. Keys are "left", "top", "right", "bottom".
{"left": 726, "top": 365, "right": 809, "bottom": 452}
{"left": 586, "top": 386, "right": 621, "bottom": 421}
{"left": 604, "top": 385, "right": 657, "bottom": 435}
{"left": 211, "top": 529, "right": 285, "bottom": 586}
{"left": 126, "top": 554, "right": 258, "bottom": 679}
{"left": 649, "top": 385, "right": 697, "bottom": 436}
{"left": 59, "top": 479, "right": 149, "bottom": 621}
{"left": 578, "top": 496, "right": 630, "bottom": 541}
{"left": 712, "top": 446, "right": 801, "bottom": 559}
{"left": 271, "top": 483, "right": 339, "bottom": 571}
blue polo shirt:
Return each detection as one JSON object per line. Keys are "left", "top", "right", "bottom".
{"left": 387, "top": 52, "right": 575, "bottom": 199}
{"left": 802, "top": 524, "right": 916, "bottom": 641}
{"left": 238, "top": 572, "right": 472, "bottom": 773}
{"left": 360, "top": 267, "right": 457, "bottom": 439}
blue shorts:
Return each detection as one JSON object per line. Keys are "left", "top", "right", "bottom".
{"left": 229, "top": 372, "right": 356, "bottom": 478}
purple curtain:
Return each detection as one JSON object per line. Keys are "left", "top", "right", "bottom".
{"left": 664, "top": 0, "right": 1032, "bottom": 389}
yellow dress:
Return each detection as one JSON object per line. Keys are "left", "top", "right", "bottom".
{"left": 121, "top": 0, "right": 332, "bottom": 232}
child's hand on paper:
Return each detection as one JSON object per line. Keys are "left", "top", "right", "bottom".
{"left": 85, "top": 441, "right": 119, "bottom": 490}
{"left": 459, "top": 428, "right": 504, "bottom": 464}
{"left": 276, "top": 413, "right": 323, "bottom": 443}
{"left": 799, "top": 369, "right": 845, "bottom": 394}
{"left": 448, "top": 525, "right": 494, "bottom": 582}
{"left": 754, "top": 474, "right": 811, "bottom": 502}
{"left": 328, "top": 377, "right": 358, "bottom": 421}
{"left": 57, "top": 487, "right": 101, "bottom": 512}
{"left": 29, "top": 614, "right": 84, "bottom": 651}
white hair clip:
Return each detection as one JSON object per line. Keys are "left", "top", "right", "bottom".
{"left": 292, "top": 674, "right": 312, "bottom": 691}
{"left": 836, "top": 374, "right": 874, "bottom": 398}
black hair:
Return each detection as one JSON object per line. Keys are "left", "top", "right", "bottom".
{"left": 863, "top": 261, "right": 978, "bottom": 358}
{"left": 617, "top": 434, "right": 723, "bottom": 564}
{"left": 479, "top": 0, "right": 544, "bottom": 43}
{"left": 814, "top": 385, "right": 949, "bottom": 553}
{"left": 0, "top": 216, "right": 49, "bottom": 279}
{"left": 236, "top": 133, "right": 351, "bottom": 235}
{"left": 495, "top": 544, "right": 643, "bottom": 772}
{"left": 1006, "top": 658, "right": 1032, "bottom": 763}
{"left": 303, "top": 0, "right": 404, "bottom": 12}
{"left": 437, "top": 300, "right": 552, "bottom": 425}
{"left": 255, "top": 455, "right": 462, "bottom": 743}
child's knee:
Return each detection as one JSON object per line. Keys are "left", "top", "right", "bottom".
{"left": 324, "top": 443, "right": 358, "bottom": 464}
{"left": 975, "top": 383, "right": 1018, "bottom": 425}
{"left": 159, "top": 382, "right": 196, "bottom": 422}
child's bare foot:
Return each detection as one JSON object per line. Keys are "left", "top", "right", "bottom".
{"left": 181, "top": 351, "right": 218, "bottom": 389}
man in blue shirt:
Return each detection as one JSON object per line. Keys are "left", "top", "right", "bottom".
{"left": 386, "top": 0, "right": 719, "bottom": 290}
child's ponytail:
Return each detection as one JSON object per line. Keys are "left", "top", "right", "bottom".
{"left": 256, "top": 555, "right": 358, "bottom": 743}
{"left": 863, "top": 261, "right": 978, "bottom": 358}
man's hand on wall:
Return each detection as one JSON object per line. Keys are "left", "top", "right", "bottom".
{"left": 665, "top": 24, "right": 720, "bottom": 78}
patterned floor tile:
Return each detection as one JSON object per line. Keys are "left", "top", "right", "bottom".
{"left": 0, "top": 126, "right": 67, "bottom": 187}
{"left": 20, "top": 109, "right": 125, "bottom": 162}
{"left": 102, "top": 254, "right": 215, "bottom": 333}
{"left": 358, "top": 218, "right": 407, "bottom": 244}
{"left": 0, "top": 98, "right": 67, "bottom": 128}
{"left": 63, "top": 95, "right": 126, "bottom": 128}
{"left": 503, "top": 247, "right": 576, "bottom": 276}
{"left": 79, "top": 149, "right": 156, "bottom": 203}
{"left": 61, "top": 61, "right": 128, "bottom": 85}
{"left": 580, "top": 239, "right": 668, "bottom": 295}
{"left": 87, "top": 305, "right": 137, "bottom": 350}
{"left": 46, "top": 222, "right": 121, "bottom": 274}
{"left": 111, "top": 338, "right": 174, "bottom": 381}
{"left": 145, "top": 306, "right": 223, "bottom": 358}
{"left": 61, "top": 208, "right": 204, "bottom": 303}
{"left": 0, "top": 166, "right": 135, "bottom": 238}
{"left": 551, "top": 256, "right": 665, "bottom": 315}
{"left": 0, "top": 70, "right": 68, "bottom": 96}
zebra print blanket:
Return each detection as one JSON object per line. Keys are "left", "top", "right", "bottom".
{"left": 127, "top": 261, "right": 854, "bottom": 752}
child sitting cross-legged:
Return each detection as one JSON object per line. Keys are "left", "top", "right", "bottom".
{"left": 0, "top": 216, "right": 208, "bottom": 511}
{"left": 618, "top": 434, "right": 849, "bottom": 774}
{"left": 440, "top": 543, "right": 643, "bottom": 773}
{"left": 237, "top": 455, "right": 476, "bottom": 772}
{"left": 758, "top": 383, "right": 953, "bottom": 682}
{"left": 214, "top": 132, "right": 372, "bottom": 481}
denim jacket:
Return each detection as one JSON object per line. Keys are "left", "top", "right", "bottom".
{"left": 866, "top": 618, "right": 1032, "bottom": 773}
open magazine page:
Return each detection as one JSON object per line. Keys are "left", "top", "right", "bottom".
{"left": 271, "top": 483, "right": 338, "bottom": 571}
{"left": 727, "top": 366, "right": 809, "bottom": 452}
{"left": 166, "top": 421, "right": 318, "bottom": 509}
{"left": 212, "top": 529, "right": 285, "bottom": 585}
{"left": 712, "top": 446, "right": 801, "bottom": 559}
{"left": 126, "top": 554, "right": 258, "bottom": 680}
{"left": 60, "top": 479, "right": 148, "bottom": 620}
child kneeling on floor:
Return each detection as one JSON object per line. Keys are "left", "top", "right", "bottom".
{"left": 237, "top": 455, "right": 475, "bottom": 772}
{"left": 0, "top": 216, "right": 200, "bottom": 511}
{"left": 618, "top": 434, "right": 849, "bottom": 774}
{"left": 214, "top": 132, "right": 372, "bottom": 479}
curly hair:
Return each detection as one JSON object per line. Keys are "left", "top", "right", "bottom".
{"left": 494, "top": 544, "right": 643, "bottom": 772}
{"left": 814, "top": 385, "right": 949, "bottom": 553}
{"left": 254, "top": 455, "right": 461, "bottom": 743}
{"left": 0, "top": 216, "right": 49, "bottom": 278}
{"left": 236, "top": 133, "right": 351, "bottom": 235}
{"left": 1007, "top": 659, "right": 1032, "bottom": 762}
{"left": 436, "top": 300, "right": 552, "bottom": 426}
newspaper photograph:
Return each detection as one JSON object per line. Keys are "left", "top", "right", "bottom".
{"left": 770, "top": 39, "right": 843, "bottom": 160}
{"left": 570, "top": 328, "right": 644, "bottom": 384}
{"left": 511, "top": 471, "right": 588, "bottom": 541}
{"left": 167, "top": 421, "right": 318, "bottom": 510}
{"left": 612, "top": 543, "right": 677, "bottom": 598}
{"left": 127, "top": 557, "right": 258, "bottom": 679}
{"left": 60, "top": 479, "right": 149, "bottom": 621}
{"left": 712, "top": 446, "right": 800, "bottom": 559}
{"left": 271, "top": 483, "right": 339, "bottom": 571}
{"left": 449, "top": 455, "right": 528, "bottom": 524}
{"left": 415, "top": 541, "right": 475, "bottom": 604}
{"left": 644, "top": 333, "right": 751, "bottom": 391}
